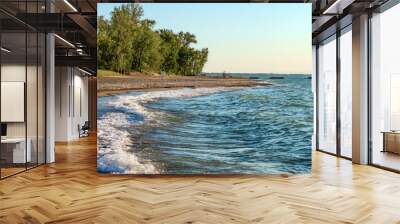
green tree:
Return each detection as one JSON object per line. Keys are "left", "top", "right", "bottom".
{"left": 131, "top": 19, "right": 162, "bottom": 72}
{"left": 109, "top": 4, "right": 134, "bottom": 74}
{"left": 158, "top": 29, "right": 180, "bottom": 74}
{"left": 193, "top": 48, "right": 209, "bottom": 75}
{"left": 175, "top": 32, "right": 209, "bottom": 75}
{"left": 97, "top": 16, "right": 112, "bottom": 70}
{"left": 97, "top": 3, "right": 209, "bottom": 76}
{"left": 178, "top": 32, "right": 197, "bottom": 47}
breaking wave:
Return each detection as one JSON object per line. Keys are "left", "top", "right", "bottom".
{"left": 111, "top": 87, "right": 237, "bottom": 121}
{"left": 97, "top": 87, "right": 233, "bottom": 174}
{"left": 97, "top": 112, "right": 158, "bottom": 174}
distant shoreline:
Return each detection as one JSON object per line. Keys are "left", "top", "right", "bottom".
{"left": 97, "top": 72, "right": 271, "bottom": 96}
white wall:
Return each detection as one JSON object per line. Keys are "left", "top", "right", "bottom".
{"left": 55, "top": 67, "right": 89, "bottom": 141}
{"left": 1, "top": 65, "right": 26, "bottom": 138}
{"left": 1, "top": 65, "right": 26, "bottom": 81}
{"left": 1, "top": 63, "right": 46, "bottom": 164}
{"left": 55, "top": 66, "right": 70, "bottom": 141}
{"left": 73, "top": 72, "right": 89, "bottom": 137}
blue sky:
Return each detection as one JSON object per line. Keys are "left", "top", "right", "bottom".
{"left": 98, "top": 3, "right": 311, "bottom": 74}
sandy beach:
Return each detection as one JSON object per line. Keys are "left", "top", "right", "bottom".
{"left": 97, "top": 72, "right": 270, "bottom": 96}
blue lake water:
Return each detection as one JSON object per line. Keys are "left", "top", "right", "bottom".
{"left": 97, "top": 74, "right": 313, "bottom": 174}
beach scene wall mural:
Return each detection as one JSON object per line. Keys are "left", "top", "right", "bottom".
{"left": 97, "top": 3, "right": 313, "bottom": 174}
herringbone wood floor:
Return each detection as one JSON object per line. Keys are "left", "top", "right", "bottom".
{"left": 1, "top": 135, "right": 400, "bottom": 224}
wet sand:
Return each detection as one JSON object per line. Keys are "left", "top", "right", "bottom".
{"left": 98, "top": 73, "right": 270, "bottom": 96}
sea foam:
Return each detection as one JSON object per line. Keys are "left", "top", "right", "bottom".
{"left": 97, "top": 112, "right": 158, "bottom": 174}
{"left": 111, "top": 87, "right": 235, "bottom": 121}
{"left": 98, "top": 87, "right": 233, "bottom": 174}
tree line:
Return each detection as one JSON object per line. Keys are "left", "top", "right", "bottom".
{"left": 98, "top": 4, "right": 209, "bottom": 76}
